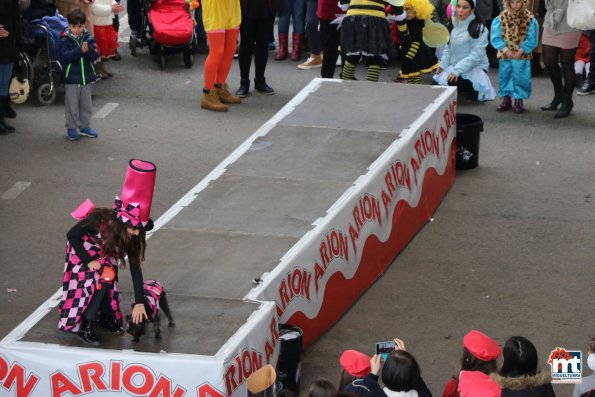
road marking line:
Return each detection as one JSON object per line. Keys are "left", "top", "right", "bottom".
{"left": 94, "top": 102, "right": 119, "bottom": 119}
{"left": 2, "top": 182, "right": 31, "bottom": 199}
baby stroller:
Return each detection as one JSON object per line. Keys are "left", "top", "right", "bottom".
{"left": 21, "top": 11, "right": 66, "bottom": 105}
{"left": 129, "top": 0, "right": 195, "bottom": 69}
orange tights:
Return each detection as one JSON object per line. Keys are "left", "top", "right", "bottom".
{"left": 203, "top": 29, "right": 239, "bottom": 91}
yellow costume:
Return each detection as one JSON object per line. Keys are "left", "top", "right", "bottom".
{"left": 202, "top": 0, "right": 241, "bottom": 32}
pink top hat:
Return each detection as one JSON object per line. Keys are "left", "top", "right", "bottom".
{"left": 114, "top": 159, "right": 157, "bottom": 230}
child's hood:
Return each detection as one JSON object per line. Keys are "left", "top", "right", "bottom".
{"left": 61, "top": 27, "right": 92, "bottom": 42}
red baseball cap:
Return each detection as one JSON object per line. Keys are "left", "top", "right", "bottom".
{"left": 340, "top": 350, "right": 371, "bottom": 377}
{"left": 458, "top": 371, "right": 501, "bottom": 397}
{"left": 463, "top": 330, "right": 501, "bottom": 361}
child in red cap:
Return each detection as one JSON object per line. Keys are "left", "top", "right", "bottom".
{"left": 339, "top": 349, "right": 382, "bottom": 395}
{"left": 443, "top": 330, "right": 501, "bottom": 397}
{"left": 458, "top": 371, "right": 502, "bottom": 397}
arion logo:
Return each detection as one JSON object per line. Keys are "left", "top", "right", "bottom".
{"left": 548, "top": 347, "right": 581, "bottom": 383}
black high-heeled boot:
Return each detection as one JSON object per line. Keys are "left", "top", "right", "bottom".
{"left": 77, "top": 320, "right": 103, "bottom": 346}
{"left": 554, "top": 94, "right": 573, "bottom": 118}
{"left": 541, "top": 90, "right": 563, "bottom": 111}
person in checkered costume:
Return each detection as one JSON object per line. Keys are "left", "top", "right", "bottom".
{"left": 58, "top": 159, "right": 157, "bottom": 346}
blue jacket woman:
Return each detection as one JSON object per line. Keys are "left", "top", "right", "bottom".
{"left": 441, "top": 13, "right": 489, "bottom": 75}
{"left": 434, "top": 0, "right": 495, "bottom": 101}
{"left": 59, "top": 27, "right": 100, "bottom": 85}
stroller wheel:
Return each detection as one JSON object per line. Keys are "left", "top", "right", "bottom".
{"left": 184, "top": 50, "right": 193, "bottom": 68}
{"left": 130, "top": 37, "right": 137, "bottom": 56}
{"left": 159, "top": 53, "right": 166, "bottom": 70}
{"left": 37, "top": 83, "right": 56, "bottom": 105}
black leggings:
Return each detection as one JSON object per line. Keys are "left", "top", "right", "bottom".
{"left": 84, "top": 283, "right": 113, "bottom": 322}
{"left": 238, "top": 17, "right": 275, "bottom": 80}
{"left": 542, "top": 44, "right": 577, "bottom": 96}
{"left": 319, "top": 19, "right": 341, "bottom": 78}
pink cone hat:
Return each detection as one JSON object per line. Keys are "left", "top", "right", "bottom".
{"left": 114, "top": 159, "right": 157, "bottom": 230}
{"left": 71, "top": 198, "right": 96, "bottom": 220}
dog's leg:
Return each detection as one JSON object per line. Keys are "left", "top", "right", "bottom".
{"left": 153, "top": 315, "right": 162, "bottom": 339}
{"left": 160, "top": 291, "right": 175, "bottom": 327}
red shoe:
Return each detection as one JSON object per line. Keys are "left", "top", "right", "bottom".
{"left": 275, "top": 33, "right": 288, "bottom": 61}
{"left": 512, "top": 99, "right": 525, "bottom": 114}
{"left": 496, "top": 96, "right": 512, "bottom": 112}
{"left": 291, "top": 32, "right": 303, "bottom": 61}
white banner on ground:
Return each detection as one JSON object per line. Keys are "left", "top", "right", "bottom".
{"left": 0, "top": 302, "right": 278, "bottom": 397}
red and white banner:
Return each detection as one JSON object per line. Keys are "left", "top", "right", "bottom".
{"left": 0, "top": 302, "right": 278, "bottom": 397}
{"left": 246, "top": 86, "right": 457, "bottom": 347}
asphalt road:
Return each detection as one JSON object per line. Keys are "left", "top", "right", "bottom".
{"left": 1, "top": 26, "right": 595, "bottom": 397}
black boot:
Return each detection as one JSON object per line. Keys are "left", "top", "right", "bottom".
{"left": 77, "top": 320, "right": 103, "bottom": 346}
{"left": 99, "top": 313, "right": 125, "bottom": 334}
{"left": 541, "top": 91, "right": 563, "bottom": 111}
{"left": 235, "top": 79, "right": 250, "bottom": 98}
{"left": 554, "top": 94, "right": 573, "bottom": 118}
{"left": 0, "top": 97, "right": 15, "bottom": 134}
{"left": 254, "top": 78, "right": 274, "bottom": 95}
{"left": 5, "top": 100, "right": 16, "bottom": 118}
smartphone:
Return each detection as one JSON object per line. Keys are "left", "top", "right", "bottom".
{"left": 376, "top": 340, "right": 395, "bottom": 363}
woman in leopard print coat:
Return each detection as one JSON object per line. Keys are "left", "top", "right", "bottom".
{"left": 490, "top": 0, "right": 538, "bottom": 113}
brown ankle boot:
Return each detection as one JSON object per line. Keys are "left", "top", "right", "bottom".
{"left": 201, "top": 90, "right": 228, "bottom": 112}
{"left": 215, "top": 83, "right": 241, "bottom": 104}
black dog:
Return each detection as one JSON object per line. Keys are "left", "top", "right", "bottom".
{"left": 126, "top": 283, "right": 175, "bottom": 343}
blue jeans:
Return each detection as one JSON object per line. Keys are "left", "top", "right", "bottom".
{"left": 0, "top": 63, "right": 14, "bottom": 96}
{"left": 278, "top": 0, "right": 306, "bottom": 34}
{"left": 305, "top": 0, "right": 321, "bottom": 54}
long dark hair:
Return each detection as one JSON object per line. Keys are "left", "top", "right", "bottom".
{"left": 498, "top": 336, "right": 538, "bottom": 377}
{"left": 456, "top": 0, "right": 486, "bottom": 39}
{"left": 82, "top": 208, "right": 146, "bottom": 267}
{"left": 382, "top": 351, "right": 421, "bottom": 392}
{"left": 460, "top": 347, "right": 498, "bottom": 374}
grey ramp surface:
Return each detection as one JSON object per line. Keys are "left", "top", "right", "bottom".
{"left": 166, "top": 174, "right": 351, "bottom": 238}
{"left": 21, "top": 295, "right": 260, "bottom": 356}
{"left": 119, "top": 228, "right": 298, "bottom": 300}
{"left": 225, "top": 125, "right": 398, "bottom": 181}
{"left": 282, "top": 80, "right": 447, "bottom": 132}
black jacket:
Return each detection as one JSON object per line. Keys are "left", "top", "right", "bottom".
{"left": 345, "top": 374, "right": 383, "bottom": 396}
{"left": 492, "top": 371, "right": 556, "bottom": 397}
{"left": 240, "top": 0, "right": 277, "bottom": 19}
{"left": 59, "top": 28, "right": 99, "bottom": 85}
{"left": 0, "top": 0, "right": 23, "bottom": 63}
{"left": 365, "top": 376, "right": 433, "bottom": 397}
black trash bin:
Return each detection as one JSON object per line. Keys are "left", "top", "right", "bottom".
{"left": 456, "top": 113, "right": 483, "bottom": 170}
{"left": 275, "top": 324, "right": 303, "bottom": 395}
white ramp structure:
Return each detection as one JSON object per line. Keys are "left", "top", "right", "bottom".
{"left": 0, "top": 79, "right": 457, "bottom": 397}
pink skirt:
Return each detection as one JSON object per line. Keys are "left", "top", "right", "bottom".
{"left": 542, "top": 29, "right": 581, "bottom": 49}
{"left": 94, "top": 24, "right": 119, "bottom": 58}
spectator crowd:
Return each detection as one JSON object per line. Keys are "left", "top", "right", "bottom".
{"left": 294, "top": 333, "right": 595, "bottom": 397}
{"left": 1, "top": 0, "right": 594, "bottom": 128}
